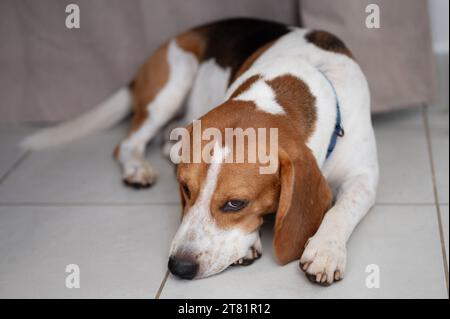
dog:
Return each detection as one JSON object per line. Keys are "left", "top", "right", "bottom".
{"left": 22, "top": 18, "right": 379, "bottom": 285}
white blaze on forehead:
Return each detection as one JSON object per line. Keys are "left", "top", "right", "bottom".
{"left": 196, "top": 144, "right": 229, "bottom": 207}
{"left": 232, "top": 79, "right": 285, "bottom": 115}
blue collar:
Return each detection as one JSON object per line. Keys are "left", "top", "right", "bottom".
{"left": 317, "top": 70, "right": 345, "bottom": 159}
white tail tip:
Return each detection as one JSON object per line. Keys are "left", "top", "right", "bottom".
{"left": 20, "top": 87, "right": 131, "bottom": 151}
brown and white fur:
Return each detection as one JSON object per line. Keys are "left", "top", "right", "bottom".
{"left": 22, "top": 18, "right": 379, "bottom": 285}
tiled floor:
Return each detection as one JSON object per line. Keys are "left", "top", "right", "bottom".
{"left": 0, "top": 57, "right": 448, "bottom": 299}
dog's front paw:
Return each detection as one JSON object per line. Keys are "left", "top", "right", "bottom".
{"left": 300, "top": 235, "right": 346, "bottom": 286}
{"left": 232, "top": 237, "right": 263, "bottom": 266}
{"left": 122, "top": 159, "right": 156, "bottom": 189}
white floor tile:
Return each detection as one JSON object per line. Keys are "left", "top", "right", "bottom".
{"left": 373, "top": 108, "right": 434, "bottom": 204}
{"left": 160, "top": 205, "right": 447, "bottom": 299}
{"left": 428, "top": 107, "right": 449, "bottom": 204}
{"left": 440, "top": 205, "right": 449, "bottom": 266}
{"left": 0, "top": 204, "right": 181, "bottom": 298}
{"left": 0, "top": 125, "right": 180, "bottom": 204}
{"left": 434, "top": 54, "right": 449, "bottom": 113}
{"left": 0, "top": 127, "right": 33, "bottom": 181}
{"left": 429, "top": 54, "right": 449, "bottom": 204}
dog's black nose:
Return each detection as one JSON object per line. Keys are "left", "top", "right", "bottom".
{"left": 168, "top": 256, "right": 198, "bottom": 280}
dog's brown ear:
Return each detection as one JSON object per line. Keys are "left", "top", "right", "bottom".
{"left": 176, "top": 165, "right": 186, "bottom": 214}
{"left": 178, "top": 182, "right": 186, "bottom": 211}
{"left": 273, "top": 145, "right": 332, "bottom": 265}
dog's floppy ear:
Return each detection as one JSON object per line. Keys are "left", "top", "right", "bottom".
{"left": 178, "top": 182, "right": 186, "bottom": 211}
{"left": 176, "top": 165, "right": 186, "bottom": 215}
{"left": 273, "top": 145, "right": 332, "bottom": 265}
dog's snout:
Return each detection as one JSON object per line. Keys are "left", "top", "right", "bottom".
{"left": 168, "top": 256, "right": 198, "bottom": 280}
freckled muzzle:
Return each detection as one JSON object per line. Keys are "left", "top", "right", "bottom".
{"left": 168, "top": 227, "right": 261, "bottom": 279}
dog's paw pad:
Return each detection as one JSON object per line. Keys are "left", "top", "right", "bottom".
{"left": 232, "top": 248, "right": 262, "bottom": 266}
{"left": 122, "top": 179, "right": 153, "bottom": 189}
{"left": 300, "top": 236, "right": 346, "bottom": 286}
{"left": 232, "top": 238, "right": 263, "bottom": 267}
{"left": 122, "top": 160, "right": 156, "bottom": 189}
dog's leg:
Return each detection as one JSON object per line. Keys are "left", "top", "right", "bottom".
{"left": 116, "top": 39, "right": 200, "bottom": 188}
{"left": 301, "top": 128, "right": 379, "bottom": 285}
{"left": 300, "top": 172, "right": 378, "bottom": 285}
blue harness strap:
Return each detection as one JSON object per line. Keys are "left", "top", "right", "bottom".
{"left": 326, "top": 102, "right": 345, "bottom": 158}
{"left": 317, "top": 70, "right": 345, "bottom": 159}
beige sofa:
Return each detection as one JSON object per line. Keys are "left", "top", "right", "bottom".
{"left": 0, "top": 0, "right": 437, "bottom": 123}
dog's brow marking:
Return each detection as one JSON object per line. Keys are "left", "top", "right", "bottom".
{"left": 233, "top": 79, "right": 285, "bottom": 115}
{"left": 195, "top": 145, "right": 229, "bottom": 206}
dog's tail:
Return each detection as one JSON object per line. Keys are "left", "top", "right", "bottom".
{"left": 21, "top": 87, "right": 132, "bottom": 150}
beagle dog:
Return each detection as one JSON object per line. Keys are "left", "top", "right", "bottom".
{"left": 23, "top": 18, "right": 379, "bottom": 285}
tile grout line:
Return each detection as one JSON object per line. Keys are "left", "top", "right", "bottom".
{"left": 0, "top": 151, "right": 29, "bottom": 186}
{"left": 154, "top": 270, "right": 170, "bottom": 299}
{"left": 422, "top": 105, "right": 449, "bottom": 295}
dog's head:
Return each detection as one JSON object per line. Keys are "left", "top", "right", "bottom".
{"left": 168, "top": 106, "right": 332, "bottom": 279}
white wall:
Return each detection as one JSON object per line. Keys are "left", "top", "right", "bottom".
{"left": 428, "top": 0, "right": 449, "bottom": 53}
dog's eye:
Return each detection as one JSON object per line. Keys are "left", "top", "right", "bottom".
{"left": 221, "top": 200, "right": 248, "bottom": 212}
{"left": 182, "top": 183, "right": 191, "bottom": 199}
